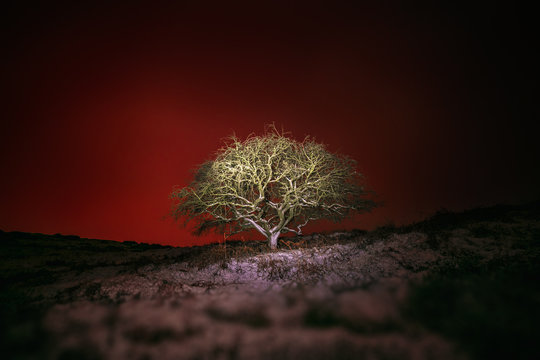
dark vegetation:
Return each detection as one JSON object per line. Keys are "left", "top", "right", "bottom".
{"left": 407, "top": 255, "right": 540, "bottom": 360}
{"left": 402, "top": 201, "right": 540, "bottom": 359}
{"left": 1, "top": 200, "right": 539, "bottom": 359}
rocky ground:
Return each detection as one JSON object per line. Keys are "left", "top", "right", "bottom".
{"left": 1, "top": 202, "right": 539, "bottom": 360}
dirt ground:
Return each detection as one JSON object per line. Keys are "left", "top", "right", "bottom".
{"left": 1, "top": 202, "right": 539, "bottom": 359}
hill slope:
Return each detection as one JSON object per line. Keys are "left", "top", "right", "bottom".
{"left": 1, "top": 201, "right": 539, "bottom": 359}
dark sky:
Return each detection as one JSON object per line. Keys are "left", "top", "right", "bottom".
{"left": 1, "top": 1, "right": 538, "bottom": 246}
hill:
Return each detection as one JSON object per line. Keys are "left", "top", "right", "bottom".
{"left": 1, "top": 201, "right": 539, "bottom": 359}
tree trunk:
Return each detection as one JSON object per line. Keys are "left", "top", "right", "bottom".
{"left": 268, "top": 232, "right": 280, "bottom": 249}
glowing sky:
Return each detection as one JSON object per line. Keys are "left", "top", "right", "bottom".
{"left": 1, "top": 2, "right": 537, "bottom": 245}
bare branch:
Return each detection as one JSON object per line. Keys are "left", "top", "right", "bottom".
{"left": 170, "top": 126, "right": 377, "bottom": 248}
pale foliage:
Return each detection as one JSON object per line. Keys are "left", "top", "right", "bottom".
{"left": 170, "top": 127, "right": 375, "bottom": 248}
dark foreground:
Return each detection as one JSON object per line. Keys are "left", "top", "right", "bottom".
{"left": 1, "top": 202, "right": 539, "bottom": 360}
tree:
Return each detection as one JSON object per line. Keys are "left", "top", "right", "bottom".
{"left": 170, "top": 126, "right": 376, "bottom": 249}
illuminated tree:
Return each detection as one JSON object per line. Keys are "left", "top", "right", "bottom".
{"left": 170, "top": 126, "right": 376, "bottom": 249}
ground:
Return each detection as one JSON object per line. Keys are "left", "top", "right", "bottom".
{"left": 1, "top": 202, "right": 539, "bottom": 360}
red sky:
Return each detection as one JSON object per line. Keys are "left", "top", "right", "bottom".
{"left": 1, "top": 2, "right": 538, "bottom": 246}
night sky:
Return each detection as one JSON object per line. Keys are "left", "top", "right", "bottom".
{"left": 1, "top": 1, "right": 538, "bottom": 246}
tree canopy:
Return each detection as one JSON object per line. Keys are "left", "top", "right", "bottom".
{"left": 170, "top": 127, "right": 376, "bottom": 248}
